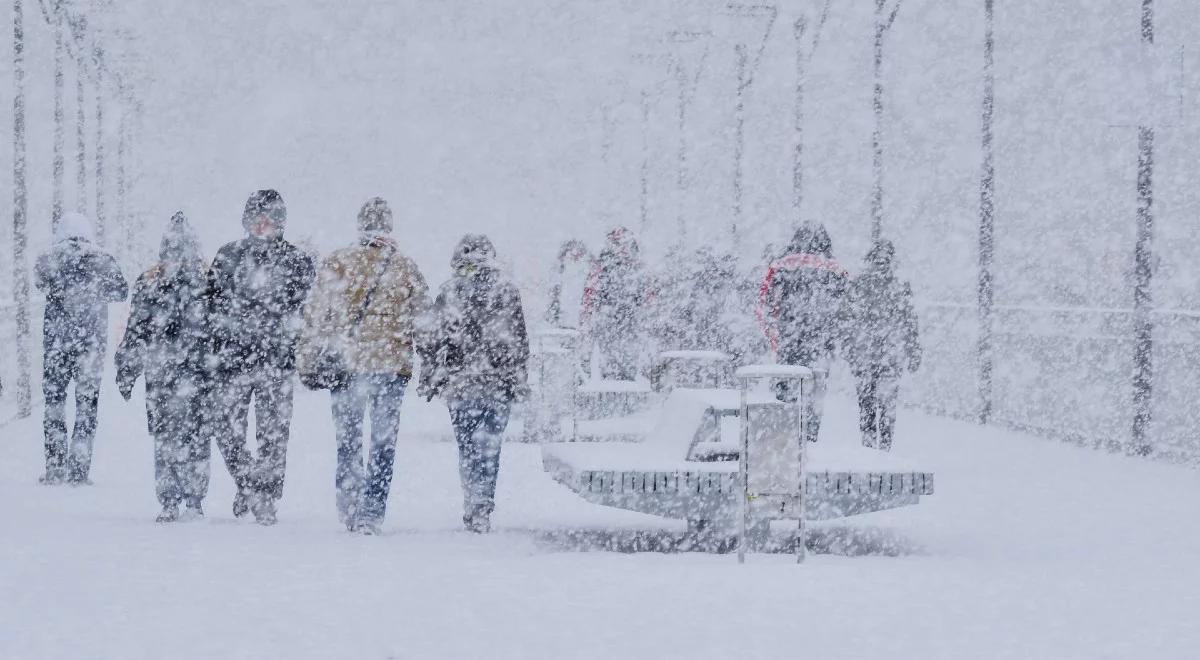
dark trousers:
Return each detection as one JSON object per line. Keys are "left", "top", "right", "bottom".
{"left": 42, "top": 341, "right": 103, "bottom": 481}
{"left": 146, "top": 376, "right": 211, "bottom": 507}
{"left": 855, "top": 367, "right": 900, "bottom": 451}
{"left": 331, "top": 374, "right": 409, "bottom": 525}
{"left": 212, "top": 368, "right": 295, "bottom": 501}
{"left": 448, "top": 398, "right": 511, "bottom": 519}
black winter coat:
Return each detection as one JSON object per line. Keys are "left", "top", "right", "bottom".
{"left": 762, "top": 253, "right": 847, "bottom": 367}
{"left": 206, "top": 236, "right": 315, "bottom": 374}
{"left": 116, "top": 265, "right": 210, "bottom": 391}
{"left": 35, "top": 238, "right": 128, "bottom": 350}
{"left": 840, "top": 269, "right": 921, "bottom": 375}
{"left": 422, "top": 266, "right": 529, "bottom": 403}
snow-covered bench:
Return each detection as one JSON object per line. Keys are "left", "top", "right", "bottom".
{"left": 542, "top": 387, "right": 934, "bottom": 535}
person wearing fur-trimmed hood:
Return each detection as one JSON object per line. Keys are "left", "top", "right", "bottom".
{"left": 115, "top": 212, "right": 212, "bottom": 521}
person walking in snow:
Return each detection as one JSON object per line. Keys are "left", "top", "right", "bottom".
{"left": 34, "top": 211, "right": 128, "bottom": 485}
{"left": 115, "top": 213, "right": 212, "bottom": 522}
{"left": 758, "top": 223, "right": 848, "bottom": 443}
{"left": 840, "top": 239, "right": 921, "bottom": 451}
{"left": 206, "top": 190, "right": 315, "bottom": 525}
{"left": 544, "top": 239, "right": 590, "bottom": 331}
{"left": 581, "top": 227, "right": 646, "bottom": 380}
{"left": 297, "top": 198, "right": 429, "bottom": 535}
{"left": 419, "top": 234, "right": 529, "bottom": 533}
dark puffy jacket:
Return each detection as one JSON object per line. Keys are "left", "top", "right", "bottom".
{"left": 421, "top": 235, "right": 529, "bottom": 403}
{"left": 116, "top": 214, "right": 210, "bottom": 390}
{"left": 206, "top": 236, "right": 315, "bottom": 373}
{"left": 839, "top": 240, "right": 921, "bottom": 374}
{"left": 759, "top": 224, "right": 847, "bottom": 366}
{"left": 35, "top": 236, "right": 128, "bottom": 350}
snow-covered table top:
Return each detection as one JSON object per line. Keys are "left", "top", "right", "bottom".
{"left": 735, "top": 364, "right": 814, "bottom": 379}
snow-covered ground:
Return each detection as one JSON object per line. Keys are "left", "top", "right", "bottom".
{"left": 3, "top": 383, "right": 1199, "bottom": 659}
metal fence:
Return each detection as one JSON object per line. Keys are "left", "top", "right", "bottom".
{"left": 909, "top": 303, "right": 1200, "bottom": 463}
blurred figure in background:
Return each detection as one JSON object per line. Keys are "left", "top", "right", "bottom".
{"left": 758, "top": 223, "right": 847, "bottom": 442}
{"left": 582, "top": 227, "right": 647, "bottom": 380}
{"left": 840, "top": 239, "right": 921, "bottom": 451}
{"left": 544, "top": 239, "right": 590, "bottom": 331}
{"left": 206, "top": 189, "right": 315, "bottom": 525}
{"left": 421, "top": 234, "right": 530, "bottom": 533}
{"left": 115, "top": 213, "right": 211, "bottom": 522}
{"left": 35, "top": 211, "right": 128, "bottom": 485}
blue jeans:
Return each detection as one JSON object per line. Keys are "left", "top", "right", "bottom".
{"left": 331, "top": 374, "right": 409, "bottom": 525}
{"left": 448, "top": 398, "right": 511, "bottom": 519}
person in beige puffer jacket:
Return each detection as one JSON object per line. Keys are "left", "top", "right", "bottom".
{"left": 298, "top": 197, "right": 429, "bottom": 534}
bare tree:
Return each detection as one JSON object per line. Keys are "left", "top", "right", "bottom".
{"left": 52, "top": 0, "right": 65, "bottom": 235}
{"left": 871, "top": 0, "right": 902, "bottom": 241}
{"left": 792, "top": 0, "right": 832, "bottom": 218}
{"left": 978, "top": 0, "right": 995, "bottom": 424}
{"left": 667, "top": 29, "right": 710, "bottom": 242}
{"left": 12, "top": 0, "right": 32, "bottom": 417}
{"left": 1131, "top": 0, "right": 1154, "bottom": 456}
{"left": 722, "top": 3, "right": 777, "bottom": 256}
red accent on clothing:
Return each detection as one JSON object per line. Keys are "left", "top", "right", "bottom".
{"left": 755, "top": 253, "right": 847, "bottom": 354}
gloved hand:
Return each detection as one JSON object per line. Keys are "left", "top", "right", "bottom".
{"left": 117, "top": 377, "right": 135, "bottom": 402}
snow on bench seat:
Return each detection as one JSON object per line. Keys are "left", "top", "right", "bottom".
{"left": 542, "top": 388, "right": 934, "bottom": 523}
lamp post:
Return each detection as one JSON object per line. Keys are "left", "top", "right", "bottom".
{"left": 871, "top": 0, "right": 903, "bottom": 241}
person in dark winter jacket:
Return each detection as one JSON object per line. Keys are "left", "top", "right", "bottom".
{"left": 840, "top": 239, "right": 921, "bottom": 451}
{"left": 420, "top": 234, "right": 529, "bottom": 533}
{"left": 115, "top": 213, "right": 211, "bottom": 522}
{"left": 297, "top": 198, "right": 429, "bottom": 535}
{"left": 206, "top": 190, "right": 315, "bottom": 524}
{"left": 581, "top": 227, "right": 646, "bottom": 380}
{"left": 34, "top": 211, "right": 128, "bottom": 485}
{"left": 757, "top": 223, "right": 848, "bottom": 442}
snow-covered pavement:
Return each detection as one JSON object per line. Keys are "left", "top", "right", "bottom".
{"left": 3, "top": 386, "right": 1198, "bottom": 659}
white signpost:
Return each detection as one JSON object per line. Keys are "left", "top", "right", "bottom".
{"left": 736, "top": 364, "right": 812, "bottom": 564}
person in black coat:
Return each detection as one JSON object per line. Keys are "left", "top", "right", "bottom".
{"left": 206, "top": 190, "right": 315, "bottom": 524}
{"left": 758, "top": 223, "right": 848, "bottom": 442}
{"left": 420, "top": 234, "right": 529, "bottom": 533}
{"left": 115, "top": 213, "right": 211, "bottom": 521}
{"left": 34, "top": 211, "right": 128, "bottom": 485}
{"left": 840, "top": 239, "right": 921, "bottom": 451}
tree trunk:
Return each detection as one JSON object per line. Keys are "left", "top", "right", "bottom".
{"left": 1131, "top": 0, "right": 1154, "bottom": 456}
{"left": 52, "top": 0, "right": 65, "bottom": 234}
{"left": 12, "top": 0, "right": 32, "bottom": 417}
{"left": 978, "top": 0, "right": 995, "bottom": 425}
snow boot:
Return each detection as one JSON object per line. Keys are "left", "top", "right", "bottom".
{"left": 232, "top": 489, "right": 253, "bottom": 518}
{"left": 38, "top": 467, "right": 66, "bottom": 486}
{"left": 252, "top": 496, "right": 277, "bottom": 526}
{"left": 463, "top": 507, "right": 491, "bottom": 534}
{"left": 180, "top": 500, "right": 205, "bottom": 522}
{"left": 156, "top": 503, "right": 180, "bottom": 523}
{"left": 354, "top": 519, "right": 382, "bottom": 536}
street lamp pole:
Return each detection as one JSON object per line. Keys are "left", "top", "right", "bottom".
{"left": 12, "top": 0, "right": 32, "bottom": 417}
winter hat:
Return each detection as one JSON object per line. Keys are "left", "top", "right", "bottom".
{"left": 808, "top": 224, "right": 833, "bottom": 258}
{"left": 159, "top": 211, "right": 203, "bottom": 268}
{"left": 451, "top": 233, "right": 497, "bottom": 272}
{"left": 357, "top": 197, "right": 393, "bottom": 234}
{"left": 241, "top": 189, "right": 287, "bottom": 236}
{"left": 866, "top": 239, "right": 896, "bottom": 271}
{"left": 56, "top": 211, "right": 95, "bottom": 244}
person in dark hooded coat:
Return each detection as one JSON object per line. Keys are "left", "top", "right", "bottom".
{"left": 419, "top": 234, "right": 529, "bottom": 533}
{"left": 757, "top": 223, "right": 847, "bottom": 442}
{"left": 34, "top": 211, "right": 128, "bottom": 485}
{"left": 840, "top": 239, "right": 921, "bottom": 451}
{"left": 115, "top": 212, "right": 211, "bottom": 521}
{"left": 581, "top": 227, "right": 646, "bottom": 380}
{"left": 206, "top": 189, "right": 315, "bottom": 524}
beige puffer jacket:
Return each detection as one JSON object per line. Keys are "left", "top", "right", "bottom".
{"left": 298, "top": 236, "right": 429, "bottom": 376}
